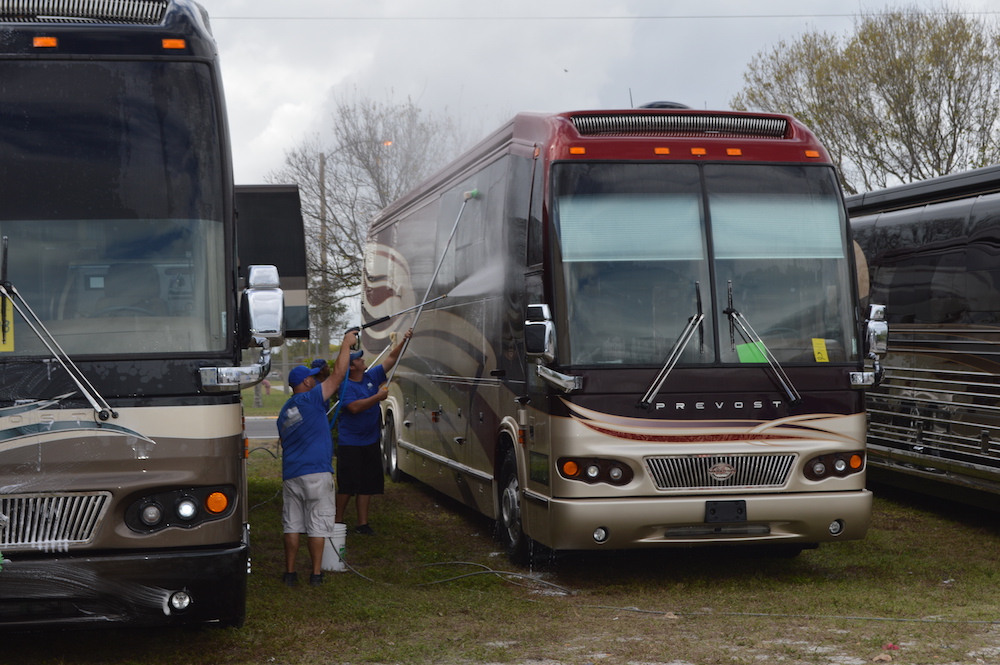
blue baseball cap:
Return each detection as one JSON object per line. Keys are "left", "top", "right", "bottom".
{"left": 288, "top": 365, "right": 321, "bottom": 387}
{"left": 310, "top": 358, "right": 328, "bottom": 369}
{"left": 350, "top": 349, "right": 364, "bottom": 362}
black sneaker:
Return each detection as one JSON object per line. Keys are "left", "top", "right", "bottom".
{"left": 309, "top": 573, "right": 324, "bottom": 587}
{"left": 354, "top": 524, "right": 375, "bottom": 535}
{"left": 282, "top": 572, "right": 297, "bottom": 587}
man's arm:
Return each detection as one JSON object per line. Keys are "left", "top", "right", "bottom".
{"left": 380, "top": 328, "right": 412, "bottom": 374}
{"left": 321, "top": 329, "right": 357, "bottom": 402}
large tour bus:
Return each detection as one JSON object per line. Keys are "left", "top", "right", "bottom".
{"left": 362, "top": 105, "right": 887, "bottom": 562}
{"left": 848, "top": 165, "right": 1000, "bottom": 509}
{"left": 0, "top": 1, "right": 296, "bottom": 628}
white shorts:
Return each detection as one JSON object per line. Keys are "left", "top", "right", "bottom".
{"left": 282, "top": 472, "right": 336, "bottom": 537}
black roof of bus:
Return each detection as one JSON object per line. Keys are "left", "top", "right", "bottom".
{"left": 845, "top": 164, "right": 1000, "bottom": 217}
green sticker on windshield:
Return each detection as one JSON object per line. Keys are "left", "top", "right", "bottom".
{"left": 736, "top": 341, "right": 768, "bottom": 363}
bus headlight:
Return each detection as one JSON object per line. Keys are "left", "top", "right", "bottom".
{"left": 169, "top": 590, "right": 193, "bottom": 612}
{"left": 140, "top": 502, "right": 163, "bottom": 526}
{"left": 558, "top": 457, "right": 634, "bottom": 486}
{"left": 804, "top": 451, "right": 865, "bottom": 481}
{"left": 176, "top": 497, "right": 199, "bottom": 520}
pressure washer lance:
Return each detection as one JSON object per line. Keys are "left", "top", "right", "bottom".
{"left": 358, "top": 295, "right": 448, "bottom": 333}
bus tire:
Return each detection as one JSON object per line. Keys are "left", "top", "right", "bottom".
{"left": 382, "top": 412, "right": 405, "bottom": 483}
{"left": 498, "top": 446, "right": 530, "bottom": 565}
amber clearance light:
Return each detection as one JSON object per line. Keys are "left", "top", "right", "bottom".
{"left": 33, "top": 36, "right": 58, "bottom": 48}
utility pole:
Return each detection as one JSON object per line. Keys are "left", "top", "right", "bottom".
{"left": 318, "top": 152, "right": 329, "bottom": 357}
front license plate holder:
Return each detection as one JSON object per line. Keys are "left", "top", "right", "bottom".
{"left": 705, "top": 500, "right": 747, "bottom": 523}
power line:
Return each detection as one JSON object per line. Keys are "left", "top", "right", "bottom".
{"left": 210, "top": 12, "right": 1000, "bottom": 21}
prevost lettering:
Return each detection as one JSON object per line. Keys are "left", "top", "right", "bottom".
{"left": 656, "top": 400, "right": 784, "bottom": 410}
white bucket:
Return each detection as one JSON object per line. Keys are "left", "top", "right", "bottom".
{"left": 321, "top": 523, "right": 347, "bottom": 572}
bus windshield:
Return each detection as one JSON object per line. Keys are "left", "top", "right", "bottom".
{"left": 553, "top": 162, "right": 856, "bottom": 366}
{"left": 0, "top": 60, "right": 226, "bottom": 356}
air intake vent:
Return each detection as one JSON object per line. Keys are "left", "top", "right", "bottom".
{"left": 0, "top": 492, "right": 111, "bottom": 551}
{"left": 572, "top": 114, "right": 789, "bottom": 139}
{"left": 646, "top": 453, "right": 795, "bottom": 491}
{"left": 0, "top": 0, "right": 168, "bottom": 24}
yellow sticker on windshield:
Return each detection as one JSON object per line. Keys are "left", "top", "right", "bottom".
{"left": 812, "top": 338, "right": 829, "bottom": 362}
{"left": 0, "top": 298, "right": 12, "bottom": 352}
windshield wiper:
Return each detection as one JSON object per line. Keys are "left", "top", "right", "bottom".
{"left": 638, "top": 282, "right": 704, "bottom": 410}
{"left": 724, "top": 280, "right": 801, "bottom": 406}
{"left": 0, "top": 236, "right": 118, "bottom": 421}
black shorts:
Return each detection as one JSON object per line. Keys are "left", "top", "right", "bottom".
{"left": 336, "top": 442, "right": 384, "bottom": 495}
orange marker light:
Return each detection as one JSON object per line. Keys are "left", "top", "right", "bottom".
{"left": 805, "top": 150, "right": 821, "bottom": 158}
{"left": 33, "top": 36, "right": 57, "bottom": 48}
{"left": 691, "top": 147, "right": 707, "bottom": 156}
{"left": 654, "top": 147, "right": 670, "bottom": 155}
{"left": 569, "top": 147, "right": 586, "bottom": 155}
{"left": 205, "top": 492, "right": 229, "bottom": 514}
{"left": 849, "top": 454, "right": 863, "bottom": 469}
{"left": 562, "top": 460, "right": 580, "bottom": 477}
{"left": 727, "top": 148, "right": 743, "bottom": 156}
{"left": 162, "top": 38, "right": 186, "bottom": 50}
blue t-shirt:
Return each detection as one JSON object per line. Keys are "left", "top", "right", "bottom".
{"left": 277, "top": 384, "right": 334, "bottom": 480}
{"left": 339, "top": 365, "right": 387, "bottom": 447}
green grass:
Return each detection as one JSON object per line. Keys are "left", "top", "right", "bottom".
{"left": 5, "top": 449, "right": 1000, "bottom": 664}
{"left": 240, "top": 387, "right": 288, "bottom": 417}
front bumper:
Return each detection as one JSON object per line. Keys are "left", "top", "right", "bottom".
{"left": 0, "top": 543, "right": 248, "bottom": 630}
{"left": 536, "top": 489, "right": 872, "bottom": 550}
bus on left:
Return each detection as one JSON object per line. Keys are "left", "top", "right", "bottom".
{"left": 0, "top": 0, "right": 295, "bottom": 629}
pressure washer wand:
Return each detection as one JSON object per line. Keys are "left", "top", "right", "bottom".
{"left": 360, "top": 295, "right": 448, "bottom": 330}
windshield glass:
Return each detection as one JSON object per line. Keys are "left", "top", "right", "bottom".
{"left": 553, "top": 163, "right": 713, "bottom": 365}
{"left": 552, "top": 162, "right": 856, "bottom": 366}
{"left": 0, "top": 60, "right": 226, "bottom": 356}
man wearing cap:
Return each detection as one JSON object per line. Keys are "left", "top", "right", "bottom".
{"left": 336, "top": 328, "right": 412, "bottom": 535}
{"left": 277, "top": 329, "right": 357, "bottom": 587}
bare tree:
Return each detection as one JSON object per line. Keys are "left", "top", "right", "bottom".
{"left": 732, "top": 7, "right": 1000, "bottom": 194}
{"left": 268, "top": 92, "right": 461, "bottom": 348}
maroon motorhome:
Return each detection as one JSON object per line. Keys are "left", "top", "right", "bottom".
{"left": 363, "top": 106, "right": 887, "bottom": 563}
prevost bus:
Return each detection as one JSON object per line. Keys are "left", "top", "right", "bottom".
{"left": 848, "top": 165, "right": 1000, "bottom": 509}
{"left": 0, "top": 0, "right": 296, "bottom": 628}
{"left": 362, "top": 105, "right": 887, "bottom": 562}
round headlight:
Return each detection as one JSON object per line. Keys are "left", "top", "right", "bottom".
{"left": 176, "top": 497, "right": 198, "bottom": 520}
{"left": 834, "top": 458, "right": 848, "bottom": 472}
{"left": 609, "top": 466, "right": 624, "bottom": 481}
{"left": 593, "top": 527, "right": 610, "bottom": 543}
{"left": 140, "top": 503, "right": 163, "bottom": 526}
{"left": 169, "top": 590, "right": 192, "bottom": 612}
{"left": 586, "top": 465, "right": 600, "bottom": 479}
{"left": 812, "top": 462, "right": 827, "bottom": 477}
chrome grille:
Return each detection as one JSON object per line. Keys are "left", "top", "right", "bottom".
{"left": 571, "top": 113, "right": 789, "bottom": 138}
{"left": 0, "top": 492, "right": 111, "bottom": 550}
{"left": 646, "top": 454, "right": 796, "bottom": 491}
{"left": 0, "top": 0, "right": 168, "bottom": 24}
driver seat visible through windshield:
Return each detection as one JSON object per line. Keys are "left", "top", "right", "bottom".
{"left": 94, "top": 263, "right": 168, "bottom": 316}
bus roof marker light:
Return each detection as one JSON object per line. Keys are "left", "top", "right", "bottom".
{"left": 33, "top": 36, "right": 57, "bottom": 48}
{"left": 691, "top": 148, "right": 707, "bottom": 156}
{"left": 654, "top": 147, "right": 670, "bottom": 155}
{"left": 727, "top": 148, "right": 743, "bottom": 156}
{"left": 805, "top": 150, "right": 821, "bottom": 158}
{"left": 162, "top": 39, "right": 186, "bottom": 50}
{"left": 569, "top": 147, "right": 586, "bottom": 155}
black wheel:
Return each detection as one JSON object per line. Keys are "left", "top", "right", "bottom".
{"left": 498, "top": 446, "right": 530, "bottom": 565}
{"left": 382, "top": 413, "right": 404, "bottom": 482}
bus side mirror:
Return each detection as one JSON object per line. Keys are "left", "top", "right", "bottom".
{"left": 865, "top": 304, "right": 887, "bottom": 356}
{"left": 525, "top": 303, "right": 556, "bottom": 364}
{"left": 243, "top": 264, "right": 285, "bottom": 347}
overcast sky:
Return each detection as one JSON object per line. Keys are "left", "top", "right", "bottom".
{"left": 196, "top": 0, "right": 996, "bottom": 185}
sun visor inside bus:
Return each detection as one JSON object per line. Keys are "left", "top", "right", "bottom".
{"left": 235, "top": 185, "right": 309, "bottom": 339}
